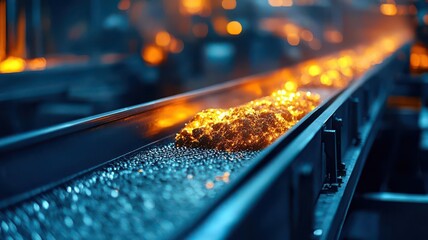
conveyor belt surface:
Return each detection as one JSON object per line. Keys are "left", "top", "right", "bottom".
{"left": 0, "top": 138, "right": 260, "bottom": 239}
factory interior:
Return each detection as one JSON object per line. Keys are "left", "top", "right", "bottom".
{"left": 1, "top": 0, "right": 428, "bottom": 239}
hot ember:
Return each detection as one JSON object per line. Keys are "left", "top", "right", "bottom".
{"left": 175, "top": 90, "right": 320, "bottom": 151}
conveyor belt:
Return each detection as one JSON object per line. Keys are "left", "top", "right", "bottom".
{"left": 0, "top": 42, "right": 409, "bottom": 239}
{"left": 0, "top": 138, "right": 260, "bottom": 239}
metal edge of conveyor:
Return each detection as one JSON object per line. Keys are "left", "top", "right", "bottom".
{"left": 0, "top": 53, "right": 340, "bottom": 209}
{"left": 180, "top": 43, "right": 411, "bottom": 240}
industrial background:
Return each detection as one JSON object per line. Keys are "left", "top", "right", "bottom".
{"left": 0, "top": 0, "right": 427, "bottom": 239}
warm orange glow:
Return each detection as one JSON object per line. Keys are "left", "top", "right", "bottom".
{"left": 308, "top": 65, "right": 321, "bottom": 76}
{"left": 410, "top": 44, "right": 428, "bottom": 71}
{"left": 141, "top": 45, "right": 165, "bottom": 66}
{"left": 0, "top": 57, "right": 26, "bottom": 73}
{"left": 283, "top": 23, "right": 301, "bottom": 46}
{"left": 421, "top": 54, "right": 428, "bottom": 68}
{"left": 411, "top": 53, "right": 421, "bottom": 68}
{"left": 181, "top": 0, "right": 203, "bottom": 13}
{"left": 11, "top": 11, "right": 26, "bottom": 58}
{"left": 0, "top": 0, "right": 5, "bottom": 61}
{"left": 268, "top": 0, "right": 283, "bottom": 7}
{"left": 320, "top": 74, "right": 332, "bottom": 86}
{"left": 297, "top": 34, "right": 406, "bottom": 87}
{"left": 0, "top": 57, "right": 47, "bottom": 73}
{"left": 338, "top": 56, "right": 352, "bottom": 68}
{"left": 156, "top": 107, "right": 195, "bottom": 128}
{"left": 268, "top": 0, "right": 293, "bottom": 7}
{"left": 118, "top": 0, "right": 131, "bottom": 11}
{"left": 27, "top": 58, "right": 47, "bottom": 71}
{"left": 324, "top": 30, "right": 343, "bottom": 43}
{"left": 424, "top": 14, "right": 428, "bottom": 25}
{"left": 192, "top": 23, "right": 208, "bottom": 38}
{"left": 180, "top": 0, "right": 210, "bottom": 16}
{"left": 380, "top": 3, "right": 397, "bottom": 16}
{"left": 226, "top": 21, "right": 242, "bottom": 35}
{"left": 381, "top": 38, "right": 396, "bottom": 52}
{"left": 284, "top": 23, "right": 298, "bottom": 34}
{"left": 168, "top": 39, "right": 184, "bottom": 53}
{"left": 282, "top": 0, "right": 293, "bottom": 7}
{"left": 222, "top": 0, "right": 236, "bottom": 10}
{"left": 175, "top": 35, "right": 408, "bottom": 151}
{"left": 155, "top": 31, "right": 171, "bottom": 47}
{"left": 284, "top": 81, "right": 298, "bottom": 92}
{"left": 176, "top": 90, "right": 320, "bottom": 151}
{"left": 287, "top": 34, "right": 300, "bottom": 46}
{"left": 388, "top": 96, "right": 422, "bottom": 110}
{"left": 213, "top": 17, "right": 228, "bottom": 36}
{"left": 301, "top": 30, "right": 313, "bottom": 42}
{"left": 147, "top": 103, "right": 200, "bottom": 135}
{"left": 205, "top": 181, "right": 214, "bottom": 189}
{"left": 215, "top": 172, "right": 231, "bottom": 183}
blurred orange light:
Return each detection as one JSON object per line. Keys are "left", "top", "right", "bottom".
{"left": 27, "top": 57, "right": 47, "bottom": 71}
{"left": 155, "top": 31, "right": 171, "bottom": 47}
{"left": 324, "top": 30, "right": 343, "bottom": 43}
{"left": 411, "top": 53, "right": 421, "bottom": 68}
{"left": 0, "top": 0, "right": 5, "bottom": 61}
{"left": 169, "top": 39, "right": 184, "bottom": 53}
{"left": 268, "top": 0, "right": 292, "bottom": 7}
{"left": 222, "top": 0, "right": 236, "bottom": 10}
{"left": 380, "top": 3, "right": 397, "bottom": 16}
{"left": 320, "top": 74, "right": 333, "bottom": 86}
{"left": 424, "top": 14, "right": 428, "bottom": 25}
{"left": 181, "top": 0, "right": 204, "bottom": 15}
{"left": 268, "top": 0, "right": 283, "bottom": 7}
{"left": 327, "top": 70, "right": 340, "bottom": 80}
{"left": 0, "top": 57, "right": 25, "bottom": 73}
{"left": 118, "top": 0, "right": 131, "bottom": 11}
{"left": 226, "top": 21, "right": 242, "bottom": 35}
{"left": 205, "top": 181, "right": 214, "bottom": 189}
{"left": 192, "top": 23, "right": 208, "bottom": 38}
{"left": 282, "top": 0, "right": 293, "bottom": 7}
{"left": 213, "top": 17, "right": 228, "bottom": 36}
{"left": 284, "top": 81, "right": 298, "bottom": 91}
{"left": 338, "top": 56, "right": 352, "bottom": 68}
{"left": 308, "top": 65, "right": 321, "bottom": 76}
{"left": 421, "top": 54, "right": 428, "bottom": 68}
{"left": 381, "top": 38, "right": 396, "bottom": 52}
{"left": 287, "top": 34, "right": 300, "bottom": 46}
{"left": 301, "top": 30, "right": 313, "bottom": 42}
{"left": 142, "top": 45, "right": 165, "bottom": 66}
{"left": 284, "top": 23, "right": 298, "bottom": 34}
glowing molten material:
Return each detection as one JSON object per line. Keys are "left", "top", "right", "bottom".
{"left": 176, "top": 90, "right": 320, "bottom": 151}
{"left": 0, "top": 57, "right": 25, "bottom": 73}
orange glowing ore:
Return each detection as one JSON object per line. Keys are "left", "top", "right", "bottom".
{"left": 175, "top": 90, "right": 320, "bottom": 151}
